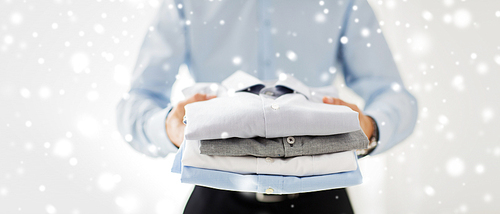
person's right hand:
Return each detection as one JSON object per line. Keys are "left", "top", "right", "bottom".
{"left": 166, "top": 93, "right": 216, "bottom": 147}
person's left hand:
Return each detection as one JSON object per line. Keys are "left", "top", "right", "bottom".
{"left": 322, "top": 96, "right": 374, "bottom": 139}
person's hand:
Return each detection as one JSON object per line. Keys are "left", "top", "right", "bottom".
{"left": 322, "top": 96, "right": 374, "bottom": 139}
{"left": 166, "top": 93, "right": 216, "bottom": 147}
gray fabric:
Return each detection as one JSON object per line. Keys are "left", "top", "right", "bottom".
{"left": 200, "top": 130, "right": 369, "bottom": 157}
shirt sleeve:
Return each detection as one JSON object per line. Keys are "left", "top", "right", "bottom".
{"left": 115, "top": 0, "right": 187, "bottom": 158}
{"left": 337, "top": 0, "right": 418, "bottom": 156}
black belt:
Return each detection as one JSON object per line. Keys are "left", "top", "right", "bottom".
{"left": 184, "top": 186, "right": 354, "bottom": 214}
{"left": 238, "top": 192, "right": 300, "bottom": 203}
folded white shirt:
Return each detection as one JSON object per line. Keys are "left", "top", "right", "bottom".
{"left": 181, "top": 140, "right": 358, "bottom": 177}
{"left": 184, "top": 92, "right": 360, "bottom": 140}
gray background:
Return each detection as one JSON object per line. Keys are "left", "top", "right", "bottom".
{"left": 1, "top": 0, "right": 499, "bottom": 213}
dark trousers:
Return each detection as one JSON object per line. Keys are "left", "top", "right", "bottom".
{"left": 184, "top": 186, "right": 354, "bottom": 214}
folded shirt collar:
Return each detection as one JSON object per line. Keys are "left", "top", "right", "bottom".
{"left": 221, "top": 71, "right": 311, "bottom": 99}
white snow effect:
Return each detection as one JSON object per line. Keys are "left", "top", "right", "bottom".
{"left": 323, "top": 9, "right": 329, "bottom": 14}
{"left": 470, "top": 53, "right": 477, "bottom": 59}
{"left": 114, "top": 64, "right": 131, "bottom": 85}
{"left": 315, "top": 13, "right": 326, "bottom": 23}
{"left": 93, "top": 24, "right": 105, "bottom": 34}
{"left": 45, "top": 204, "right": 57, "bottom": 214}
{"left": 220, "top": 132, "right": 229, "bottom": 139}
{"left": 494, "top": 55, "right": 500, "bottom": 65}
{"left": 20, "top": 88, "right": 31, "bottom": 98}
{"left": 51, "top": 23, "right": 58, "bottom": 29}
{"left": 443, "top": 14, "right": 453, "bottom": 24}
{"left": 453, "top": 9, "right": 472, "bottom": 28}
{"left": 319, "top": 1, "right": 324, "bottom": 6}
{"left": 494, "top": 147, "right": 500, "bottom": 157}
{"left": 320, "top": 72, "right": 329, "bottom": 82}
{"left": 39, "top": 86, "right": 51, "bottom": 99}
{"left": 53, "top": 139, "right": 74, "bottom": 158}
{"left": 115, "top": 195, "right": 139, "bottom": 214}
{"left": 484, "top": 194, "right": 493, "bottom": 203}
{"left": 278, "top": 72, "right": 288, "bottom": 81}
{"left": 102, "top": 52, "right": 114, "bottom": 62}
{"left": 25, "top": 121, "right": 32, "bottom": 127}
{"left": 124, "top": 134, "right": 133, "bottom": 142}
{"left": 77, "top": 115, "right": 101, "bottom": 137}
{"left": 219, "top": 20, "right": 225, "bottom": 25}
{"left": 4, "top": 35, "right": 14, "bottom": 44}
{"left": 210, "top": 83, "right": 219, "bottom": 92}
{"left": 452, "top": 75, "right": 465, "bottom": 91}
{"left": 458, "top": 204, "right": 468, "bottom": 213}
{"left": 39, "top": 185, "right": 46, "bottom": 192}
{"left": 475, "top": 164, "right": 485, "bottom": 174}
{"left": 482, "top": 108, "right": 494, "bottom": 123}
{"left": 329, "top": 66, "right": 336, "bottom": 74}
{"left": 446, "top": 157, "right": 465, "bottom": 177}
{"left": 0, "top": 187, "right": 7, "bottom": 196}
{"left": 410, "top": 34, "right": 430, "bottom": 53}
{"left": 496, "top": 11, "right": 500, "bottom": 17}
{"left": 38, "top": 58, "right": 45, "bottom": 64}
{"left": 98, "top": 172, "right": 122, "bottom": 191}
{"left": 438, "top": 115, "right": 449, "bottom": 125}
{"left": 424, "top": 186, "right": 435, "bottom": 196}
{"left": 232, "top": 56, "right": 242, "bottom": 65}
{"left": 422, "top": 11, "right": 433, "bottom": 21}
{"left": 443, "top": 0, "right": 454, "bottom": 7}
{"left": 391, "top": 82, "right": 401, "bottom": 92}
{"left": 69, "top": 157, "right": 78, "bottom": 166}
{"left": 86, "top": 91, "right": 99, "bottom": 101}
{"left": 385, "top": 0, "right": 396, "bottom": 9}
{"left": 340, "top": 36, "right": 348, "bottom": 44}
{"left": 476, "top": 62, "right": 489, "bottom": 75}
{"left": 10, "top": 12, "right": 23, "bottom": 25}
{"left": 361, "top": 28, "right": 370, "bottom": 37}
{"left": 286, "top": 50, "right": 298, "bottom": 61}
{"left": 70, "top": 52, "right": 90, "bottom": 73}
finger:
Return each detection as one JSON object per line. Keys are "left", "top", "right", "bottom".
{"left": 322, "top": 96, "right": 334, "bottom": 104}
{"left": 325, "top": 97, "right": 362, "bottom": 113}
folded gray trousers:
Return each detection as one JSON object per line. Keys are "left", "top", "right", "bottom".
{"left": 199, "top": 130, "right": 369, "bottom": 157}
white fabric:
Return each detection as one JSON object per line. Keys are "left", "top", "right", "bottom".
{"left": 183, "top": 71, "right": 361, "bottom": 141}
{"left": 181, "top": 140, "right": 358, "bottom": 176}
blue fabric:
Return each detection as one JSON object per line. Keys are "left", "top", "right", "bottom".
{"left": 116, "top": 0, "right": 418, "bottom": 158}
{"left": 171, "top": 141, "right": 362, "bottom": 194}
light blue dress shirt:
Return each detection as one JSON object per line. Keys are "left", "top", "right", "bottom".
{"left": 171, "top": 140, "right": 363, "bottom": 194}
{"left": 116, "top": 0, "right": 418, "bottom": 158}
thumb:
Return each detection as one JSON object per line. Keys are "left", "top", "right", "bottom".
{"left": 322, "top": 96, "right": 334, "bottom": 104}
{"left": 182, "top": 93, "right": 216, "bottom": 106}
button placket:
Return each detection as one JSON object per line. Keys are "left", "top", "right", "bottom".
{"left": 283, "top": 136, "right": 303, "bottom": 157}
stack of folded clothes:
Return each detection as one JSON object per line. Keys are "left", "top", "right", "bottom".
{"left": 172, "top": 71, "right": 369, "bottom": 194}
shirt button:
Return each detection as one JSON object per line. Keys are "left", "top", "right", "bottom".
{"left": 265, "top": 157, "right": 274, "bottom": 163}
{"left": 265, "top": 188, "right": 274, "bottom": 194}
{"left": 271, "top": 103, "right": 279, "bottom": 110}
{"left": 265, "top": 91, "right": 274, "bottom": 96}
{"left": 286, "top": 136, "right": 295, "bottom": 144}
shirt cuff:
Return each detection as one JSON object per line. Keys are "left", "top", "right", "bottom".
{"left": 144, "top": 104, "right": 178, "bottom": 157}
{"left": 363, "top": 109, "right": 396, "bottom": 156}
